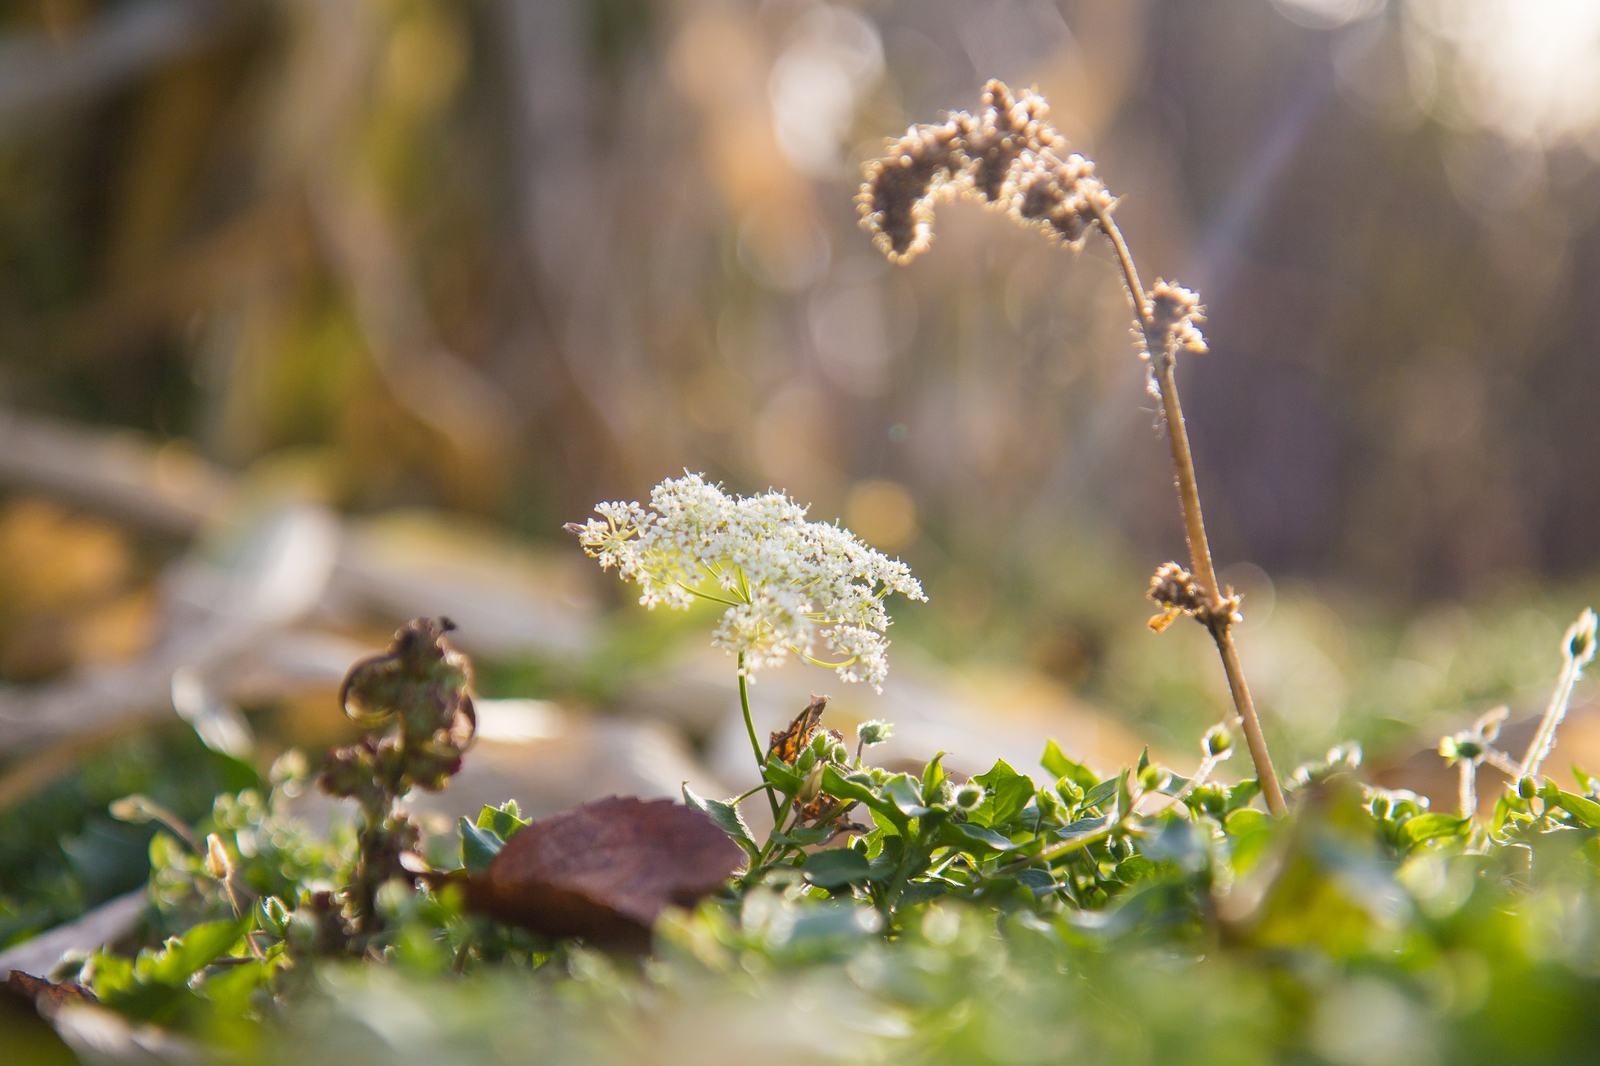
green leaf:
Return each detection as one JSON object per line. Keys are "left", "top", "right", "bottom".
{"left": 1400, "top": 813, "right": 1470, "bottom": 846}
{"left": 764, "top": 759, "right": 804, "bottom": 795}
{"left": 922, "top": 751, "right": 948, "bottom": 801}
{"left": 971, "top": 760, "right": 1035, "bottom": 828}
{"left": 1554, "top": 789, "right": 1600, "bottom": 829}
{"left": 1115, "top": 855, "right": 1158, "bottom": 884}
{"left": 822, "top": 765, "right": 905, "bottom": 829}
{"left": 896, "top": 879, "right": 950, "bottom": 907}
{"left": 803, "top": 848, "right": 872, "bottom": 888}
{"left": 683, "top": 784, "right": 759, "bottom": 857}
{"left": 1225, "top": 808, "right": 1269, "bottom": 836}
{"left": 459, "top": 817, "right": 506, "bottom": 872}
{"left": 937, "top": 821, "right": 1023, "bottom": 853}
{"left": 883, "top": 774, "right": 935, "bottom": 818}
{"left": 1082, "top": 777, "right": 1120, "bottom": 811}
{"left": 773, "top": 825, "right": 835, "bottom": 847}
{"left": 201, "top": 958, "right": 278, "bottom": 1015}
{"left": 1014, "top": 868, "right": 1059, "bottom": 898}
{"left": 1225, "top": 779, "right": 1262, "bottom": 813}
{"left": 1041, "top": 741, "right": 1102, "bottom": 791}
{"left": 141, "top": 919, "right": 245, "bottom": 986}
{"left": 1573, "top": 764, "right": 1597, "bottom": 796}
{"left": 476, "top": 800, "right": 531, "bottom": 840}
{"left": 1060, "top": 815, "right": 1111, "bottom": 838}
{"left": 1225, "top": 808, "right": 1273, "bottom": 872}
{"left": 89, "top": 953, "right": 135, "bottom": 998}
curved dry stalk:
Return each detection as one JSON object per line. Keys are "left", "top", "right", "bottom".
{"left": 1089, "top": 201, "right": 1286, "bottom": 816}
{"left": 858, "top": 79, "right": 1287, "bottom": 815}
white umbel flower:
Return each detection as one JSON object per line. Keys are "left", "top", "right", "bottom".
{"left": 568, "top": 473, "right": 925, "bottom": 689}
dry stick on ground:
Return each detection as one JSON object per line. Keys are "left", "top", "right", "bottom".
{"left": 1090, "top": 202, "right": 1287, "bottom": 816}
{"left": 858, "top": 80, "right": 1286, "bottom": 815}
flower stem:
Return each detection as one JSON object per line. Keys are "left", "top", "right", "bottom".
{"left": 739, "top": 652, "right": 782, "bottom": 822}
{"left": 1091, "top": 201, "right": 1287, "bottom": 817}
{"left": 1520, "top": 648, "right": 1584, "bottom": 780}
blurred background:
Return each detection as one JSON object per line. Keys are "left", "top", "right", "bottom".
{"left": 4, "top": 0, "right": 1600, "bottom": 947}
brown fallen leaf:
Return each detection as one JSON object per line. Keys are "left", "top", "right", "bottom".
{"left": 2, "top": 971, "right": 98, "bottom": 1012}
{"left": 460, "top": 796, "right": 743, "bottom": 950}
{"left": 0, "top": 971, "right": 97, "bottom": 1066}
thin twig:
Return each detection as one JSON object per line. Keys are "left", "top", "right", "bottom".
{"left": 1089, "top": 200, "right": 1286, "bottom": 816}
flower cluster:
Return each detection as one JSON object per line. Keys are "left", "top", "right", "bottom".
{"left": 857, "top": 79, "right": 1112, "bottom": 263}
{"left": 566, "top": 474, "right": 925, "bottom": 688}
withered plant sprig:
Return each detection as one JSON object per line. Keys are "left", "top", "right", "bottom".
{"left": 860, "top": 80, "right": 1286, "bottom": 814}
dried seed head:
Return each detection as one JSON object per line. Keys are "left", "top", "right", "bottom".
{"left": 1147, "top": 561, "right": 1241, "bottom": 630}
{"left": 1139, "top": 279, "right": 1208, "bottom": 364}
{"left": 858, "top": 80, "right": 1105, "bottom": 264}
{"left": 857, "top": 118, "right": 964, "bottom": 262}
{"left": 960, "top": 81, "right": 1056, "bottom": 203}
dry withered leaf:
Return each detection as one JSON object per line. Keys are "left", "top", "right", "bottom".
{"left": 768, "top": 694, "right": 828, "bottom": 765}
{"left": 0, "top": 971, "right": 96, "bottom": 1066}
{"left": 461, "top": 796, "right": 743, "bottom": 950}
{"left": 2, "top": 971, "right": 97, "bottom": 1012}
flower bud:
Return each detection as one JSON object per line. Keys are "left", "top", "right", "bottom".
{"left": 1137, "top": 764, "right": 1168, "bottom": 793}
{"left": 1567, "top": 609, "right": 1598, "bottom": 664}
{"left": 261, "top": 896, "right": 290, "bottom": 936}
{"left": 1438, "top": 736, "right": 1459, "bottom": 762}
{"left": 953, "top": 783, "right": 986, "bottom": 810}
{"left": 799, "top": 759, "right": 826, "bottom": 804}
{"left": 856, "top": 719, "right": 893, "bottom": 747}
{"left": 1369, "top": 795, "right": 1392, "bottom": 819}
{"left": 810, "top": 732, "right": 833, "bottom": 757}
{"left": 1203, "top": 725, "right": 1233, "bottom": 757}
{"left": 1056, "top": 777, "right": 1084, "bottom": 805}
{"left": 1518, "top": 776, "right": 1538, "bottom": 800}
{"left": 1037, "top": 791, "right": 1064, "bottom": 821}
{"left": 204, "top": 833, "right": 233, "bottom": 881}
{"left": 1109, "top": 836, "right": 1134, "bottom": 861}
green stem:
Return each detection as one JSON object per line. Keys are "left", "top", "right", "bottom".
{"left": 739, "top": 653, "right": 782, "bottom": 822}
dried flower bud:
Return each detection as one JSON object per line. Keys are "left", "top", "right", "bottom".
{"left": 856, "top": 719, "right": 893, "bottom": 747}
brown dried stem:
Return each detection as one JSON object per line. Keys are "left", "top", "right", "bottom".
{"left": 1089, "top": 200, "right": 1286, "bottom": 815}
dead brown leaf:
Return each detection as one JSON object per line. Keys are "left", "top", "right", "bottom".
{"left": 460, "top": 796, "right": 743, "bottom": 950}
